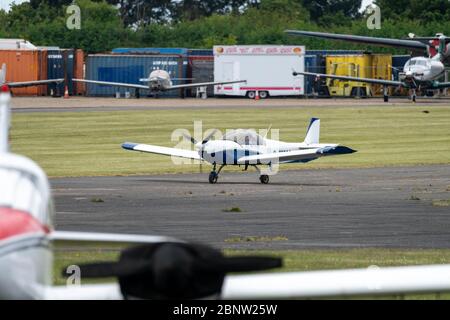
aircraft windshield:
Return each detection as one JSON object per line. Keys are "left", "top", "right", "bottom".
{"left": 407, "top": 59, "right": 428, "bottom": 66}
{"left": 222, "top": 129, "right": 265, "bottom": 146}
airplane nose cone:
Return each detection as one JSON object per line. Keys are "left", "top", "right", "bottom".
{"left": 195, "top": 142, "right": 203, "bottom": 150}
{"left": 405, "top": 70, "right": 413, "bottom": 77}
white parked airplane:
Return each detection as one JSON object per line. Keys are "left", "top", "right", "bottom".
{"left": 122, "top": 118, "right": 357, "bottom": 184}
{"left": 73, "top": 69, "right": 246, "bottom": 97}
{"left": 3, "top": 84, "right": 450, "bottom": 300}
{"left": 0, "top": 63, "right": 64, "bottom": 90}
{"left": 286, "top": 30, "right": 450, "bottom": 102}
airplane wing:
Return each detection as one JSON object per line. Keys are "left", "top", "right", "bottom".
{"left": 169, "top": 80, "right": 246, "bottom": 90}
{"left": 72, "top": 79, "right": 149, "bottom": 90}
{"left": 237, "top": 145, "right": 355, "bottom": 164}
{"left": 434, "top": 82, "right": 450, "bottom": 89}
{"left": 45, "top": 263, "right": 450, "bottom": 299}
{"left": 49, "top": 231, "right": 181, "bottom": 244}
{"left": 222, "top": 264, "right": 450, "bottom": 299}
{"left": 285, "top": 30, "right": 428, "bottom": 51}
{"left": 122, "top": 142, "right": 202, "bottom": 160}
{"left": 296, "top": 71, "right": 404, "bottom": 87}
{"left": 45, "top": 284, "right": 122, "bottom": 300}
{"left": 8, "top": 79, "right": 65, "bottom": 88}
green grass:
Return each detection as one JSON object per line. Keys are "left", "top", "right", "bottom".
{"left": 432, "top": 199, "right": 450, "bottom": 207}
{"left": 53, "top": 246, "right": 450, "bottom": 299}
{"left": 11, "top": 106, "right": 450, "bottom": 177}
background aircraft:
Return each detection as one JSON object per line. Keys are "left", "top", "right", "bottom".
{"left": 122, "top": 118, "right": 356, "bottom": 184}
{"left": 286, "top": 30, "right": 450, "bottom": 102}
{"left": 73, "top": 69, "right": 246, "bottom": 97}
{"left": 0, "top": 63, "right": 64, "bottom": 90}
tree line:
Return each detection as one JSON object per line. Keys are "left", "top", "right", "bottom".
{"left": 0, "top": 0, "right": 449, "bottom": 53}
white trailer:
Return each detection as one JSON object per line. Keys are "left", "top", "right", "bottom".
{"left": 214, "top": 45, "right": 305, "bottom": 99}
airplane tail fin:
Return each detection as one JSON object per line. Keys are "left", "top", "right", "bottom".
{"left": 0, "top": 64, "right": 6, "bottom": 84}
{"left": 304, "top": 118, "right": 320, "bottom": 145}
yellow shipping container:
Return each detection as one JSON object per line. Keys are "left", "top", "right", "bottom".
{"left": 325, "top": 54, "right": 392, "bottom": 97}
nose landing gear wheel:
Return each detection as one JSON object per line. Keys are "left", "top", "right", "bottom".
{"left": 259, "top": 175, "right": 269, "bottom": 184}
{"left": 209, "top": 172, "right": 218, "bottom": 184}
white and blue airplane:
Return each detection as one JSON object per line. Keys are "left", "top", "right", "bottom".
{"left": 122, "top": 118, "right": 357, "bottom": 184}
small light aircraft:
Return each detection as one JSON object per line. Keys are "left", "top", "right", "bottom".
{"left": 122, "top": 118, "right": 357, "bottom": 184}
{"left": 0, "top": 63, "right": 64, "bottom": 90}
{"left": 73, "top": 69, "right": 246, "bottom": 97}
{"left": 3, "top": 85, "right": 450, "bottom": 299}
{"left": 285, "top": 30, "right": 450, "bottom": 102}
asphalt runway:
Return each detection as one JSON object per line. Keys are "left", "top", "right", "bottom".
{"left": 12, "top": 96, "right": 450, "bottom": 113}
{"left": 52, "top": 165, "right": 450, "bottom": 250}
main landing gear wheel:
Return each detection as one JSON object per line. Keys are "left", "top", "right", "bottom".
{"left": 209, "top": 172, "right": 218, "bottom": 184}
{"left": 259, "top": 175, "right": 269, "bottom": 184}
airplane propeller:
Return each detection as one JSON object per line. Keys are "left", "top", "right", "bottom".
{"left": 182, "top": 129, "right": 218, "bottom": 173}
{"left": 66, "top": 242, "right": 282, "bottom": 300}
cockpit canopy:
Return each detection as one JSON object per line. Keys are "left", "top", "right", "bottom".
{"left": 222, "top": 129, "right": 265, "bottom": 146}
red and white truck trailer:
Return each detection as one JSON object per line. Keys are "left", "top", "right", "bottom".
{"left": 214, "top": 45, "right": 305, "bottom": 99}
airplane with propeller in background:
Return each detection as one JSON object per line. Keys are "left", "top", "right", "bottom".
{"left": 285, "top": 30, "right": 450, "bottom": 102}
{"left": 0, "top": 63, "right": 64, "bottom": 91}
{"left": 122, "top": 118, "right": 357, "bottom": 184}
{"left": 73, "top": 68, "right": 246, "bottom": 97}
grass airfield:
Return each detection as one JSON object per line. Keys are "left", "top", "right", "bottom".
{"left": 11, "top": 105, "right": 450, "bottom": 177}
{"left": 10, "top": 98, "right": 450, "bottom": 298}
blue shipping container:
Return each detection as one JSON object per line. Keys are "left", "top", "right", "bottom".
{"left": 63, "top": 49, "right": 75, "bottom": 95}
{"left": 47, "top": 50, "right": 64, "bottom": 96}
{"left": 188, "top": 49, "right": 213, "bottom": 57}
{"left": 305, "top": 50, "right": 366, "bottom": 56}
{"left": 392, "top": 55, "right": 411, "bottom": 81}
{"left": 86, "top": 54, "right": 189, "bottom": 97}
{"left": 112, "top": 48, "right": 188, "bottom": 56}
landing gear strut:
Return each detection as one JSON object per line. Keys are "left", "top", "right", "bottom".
{"left": 208, "top": 164, "right": 225, "bottom": 184}
{"left": 411, "top": 89, "right": 417, "bottom": 103}
{"left": 383, "top": 86, "right": 389, "bottom": 103}
{"left": 252, "top": 165, "right": 270, "bottom": 184}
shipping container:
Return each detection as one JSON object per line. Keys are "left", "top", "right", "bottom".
{"left": 62, "top": 49, "right": 75, "bottom": 95}
{"left": 0, "top": 50, "right": 46, "bottom": 96}
{"left": 371, "top": 54, "right": 393, "bottom": 96}
{"left": 325, "top": 54, "right": 392, "bottom": 97}
{"left": 85, "top": 54, "right": 188, "bottom": 97}
{"left": 188, "top": 56, "right": 214, "bottom": 97}
{"left": 305, "top": 50, "right": 366, "bottom": 56}
{"left": 47, "top": 49, "right": 64, "bottom": 96}
{"left": 74, "top": 49, "right": 85, "bottom": 95}
{"left": 112, "top": 48, "right": 188, "bottom": 56}
{"left": 392, "top": 55, "right": 411, "bottom": 81}
{"left": 188, "top": 49, "right": 213, "bottom": 57}
{"left": 214, "top": 45, "right": 305, "bottom": 98}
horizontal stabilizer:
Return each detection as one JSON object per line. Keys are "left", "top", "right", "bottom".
{"left": 316, "top": 146, "right": 357, "bottom": 155}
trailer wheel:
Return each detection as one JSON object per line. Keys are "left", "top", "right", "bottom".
{"left": 259, "top": 91, "right": 269, "bottom": 99}
{"left": 246, "top": 91, "right": 256, "bottom": 99}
